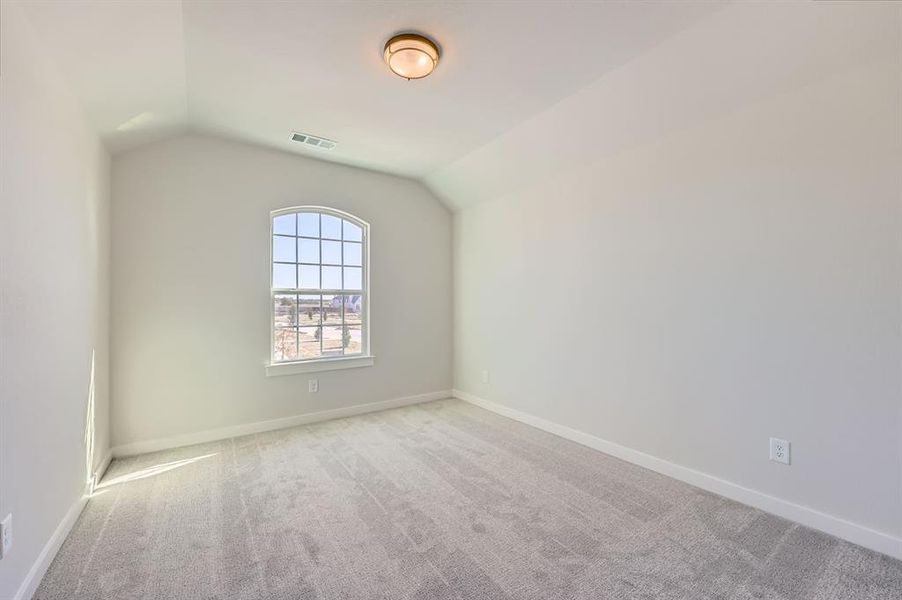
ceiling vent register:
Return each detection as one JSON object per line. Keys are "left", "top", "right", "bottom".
{"left": 290, "top": 132, "right": 337, "bottom": 150}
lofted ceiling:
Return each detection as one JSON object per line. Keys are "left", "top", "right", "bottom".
{"left": 19, "top": 1, "right": 721, "bottom": 180}
{"left": 426, "top": 1, "right": 902, "bottom": 209}
{"left": 22, "top": 1, "right": 895, "bottom": 211}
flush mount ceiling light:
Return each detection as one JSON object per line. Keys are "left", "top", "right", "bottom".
{"left": 383, "top": 33, "right": 440, "bottom": 80}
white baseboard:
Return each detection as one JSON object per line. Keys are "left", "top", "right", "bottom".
{"left": 111, "top": 390, "right": 452, "bottom": 458}
{"left": 92, "top": 449, "right": 113, "bottom": 488}
{"left": 14, "top": 494, "right": 88, "bottom": 600}
{"left": 452, "top": 389, "right": 902, "bottom": 561}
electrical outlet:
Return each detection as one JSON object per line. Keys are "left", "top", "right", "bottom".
{"left": 481, "top": 370, "right": 490, "bottom": 384}
{"left": 308, "top": 379, "right": 318, "bottom": 393}
{"left": 1, "top": 513, "right": 12, "bottom": 559}
{"left": 769, "top": 438, "right": 790, "bottom": 465}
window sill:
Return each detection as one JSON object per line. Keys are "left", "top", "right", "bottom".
{"left": 265, "top": 355, "right": 374, "bottom": 377}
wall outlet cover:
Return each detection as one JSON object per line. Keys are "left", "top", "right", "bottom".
{"left": 769, "top": 438, "right": 790, "bottom": 465}
{"left": 0, "top": 513, "right": 11, "bottom": 559}
{"left": 308, "top": 379, "right": 319, "bottom": 393}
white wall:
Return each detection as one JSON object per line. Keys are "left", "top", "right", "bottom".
{"left": 0, "top": 2, "right": 111, "bottom": 597}
{"left": 111, "top": 134, "right": 451, "bottom": 448}
{"left": 451, "top": 4, "right": 901, "bottom": 555}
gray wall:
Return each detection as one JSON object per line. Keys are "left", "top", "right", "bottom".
{"left": 451, "top": 8, "right": 901, "bottom": 551}
{"left": 0, "top": 2, "right": 111, "bottom": 597}
{"left": 111, "top": 134, "right": 452, "bottom": 447}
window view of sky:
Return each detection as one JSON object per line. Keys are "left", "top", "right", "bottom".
{"left": 271, "top": 211, "right": 365, "bottom": 362}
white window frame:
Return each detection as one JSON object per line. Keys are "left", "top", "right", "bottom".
{"left": 266, "top": 206, "right": 373, "bottom": 376}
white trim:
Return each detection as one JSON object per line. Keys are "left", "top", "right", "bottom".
{"left": 13, "top": 494, "right": 88, "bottom": 600}
{"left": 11, "top": 450, "right": 113, "bottom": 599}
{"left": 92, "top": 449, "right": 113, "bottom": 488}
{"left": 452, "top": 389, "right": 902, "bottom": 560}
{"left": 112, "top": 390, "right": 451, "bottom": 457}
{"left": 265, "top": 355, "right": 374, "bottom": 376}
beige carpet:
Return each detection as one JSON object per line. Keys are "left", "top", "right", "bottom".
{"left": 36, "top": 399, "right": 901, "bottom": 599}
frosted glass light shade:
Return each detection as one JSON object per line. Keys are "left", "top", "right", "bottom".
{"left": 383, "top": 34, "right": 440, "bottom": 80}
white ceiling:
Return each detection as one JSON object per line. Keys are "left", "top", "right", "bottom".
{"left": 426, "top": 1, "right": 902, "bottom": 209}
{"left": 23, "top": 1, "right": 893, "bottom": 211}
{"left": 20, "top": 1, "right": 721, "bottom": 179}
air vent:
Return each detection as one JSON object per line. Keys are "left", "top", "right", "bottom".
{"left": 290, "top": 132, "right": 337, "bottom": 150}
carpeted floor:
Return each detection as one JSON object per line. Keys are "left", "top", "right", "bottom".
{"left": 36, "top": 399, "right": 901, "bottom": 599}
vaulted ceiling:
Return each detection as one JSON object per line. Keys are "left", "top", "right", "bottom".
{"left": 19, "top": 1, "right": 900, "bottom": 210}
{"left": 19, "top": 2, "right": 719, "bottom": 173}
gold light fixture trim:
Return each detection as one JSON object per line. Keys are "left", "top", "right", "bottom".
{"left": 383, "top": 33, "right": 440, "bottom": 80}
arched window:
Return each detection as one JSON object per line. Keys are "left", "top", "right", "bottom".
{"left": 270, "top": 207, "right": 369, "bottom": 368}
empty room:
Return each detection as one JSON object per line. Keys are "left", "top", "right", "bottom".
{"left": 1, "top": 1, "right": 900, "bottom": 599}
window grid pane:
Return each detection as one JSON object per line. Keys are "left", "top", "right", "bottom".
{"left": 321, "top": 214, "right": 342, "bottom": 240}
{"left": 299, "top": 238, "right": 319, "bottom": 263}
{"left": 274, "top": 326, "right": 299, "bottom": 361}
{"left": 299, "top": 326, "right": 321, "bottom": 360}
{"left": 273, "top": 263, "right": 296, "bottom": 289}
{"left": 343, "top": 242, "right": 362, "bottom": 266}
{"left": 273, "top": 213, "right": 296, "bottom": 236}
{"left": 273, "top": 235, "right": 296, "bottom": 262}
{"left": 344, "top": 324, "right": 362, "bottom": 355}
{"left": 343, "top": 267, "right": 362, "bottom": 290}
{"left": 298, "top": 212, "right": 319, "bottom": 237}
{"left": 299, "top": 264, "right": 320, "bottom": 289}
{"left": 343, "top": 219, "right": 362, "bottom": 242}
{"left": 274, "top": 293, "right": 297, "bottom": 328}
{"left": 298, "top": 295, "right": 321, "bottom": 326}
{"left": 322, "top": 240, "right": 341, "bottom": 265}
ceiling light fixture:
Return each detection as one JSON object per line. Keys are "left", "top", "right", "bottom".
{"left": 383, "top": 33, "right": 440, "bottom": 80}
